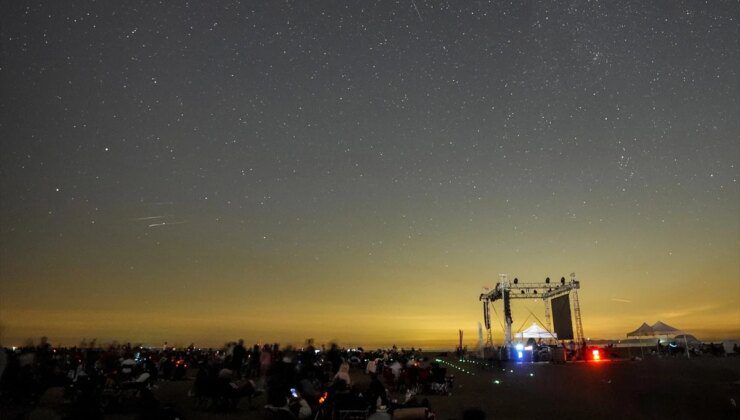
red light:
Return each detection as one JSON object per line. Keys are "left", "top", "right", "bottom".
{"left": 318, "top": 391, "right": 328, "bottom": 404}
{"left": 592, "top": 349, "right": 600, "bottom": 360}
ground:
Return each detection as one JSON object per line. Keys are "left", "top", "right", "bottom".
{"left": 148, "top": 355, "right": 740, "bottom": 420}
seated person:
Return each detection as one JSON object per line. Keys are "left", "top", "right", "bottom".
{"left": 334, "top": 383, "right": 369, "bottom": 412}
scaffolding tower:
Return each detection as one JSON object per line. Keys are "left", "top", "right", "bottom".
{"left": 479, "top": 274, "right": 584, "bottom": 351}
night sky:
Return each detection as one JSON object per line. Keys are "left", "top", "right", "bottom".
{"left": 1, "top": 1, "right": 738, "bottom": 348}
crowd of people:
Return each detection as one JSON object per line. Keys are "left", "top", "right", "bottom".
{"left": 0, "top": 337, "right": 201, "bottom": 418}
{"left": 193, "top": 340, "right": 449, "bottom": 420}
{"left": 2, "top": 336, "right": 738, "bottom": 419}
{"left": 0, "top": 337, "right": 452, "bottom": 419}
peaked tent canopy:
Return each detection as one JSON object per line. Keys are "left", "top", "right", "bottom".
{"left": 627, "top": 321, "right": 693, "bottom": 359}
{"left": 518, "top": 322, "right": 557, "bottom": 339}
{"left": 627, "top": 321, "right": 687, "bottom": 338}
{"left": 627, "top": 322, "right": 655, "bottom": 337}
{"left": 651, "top": 321, "right": 683, "bottom": 335}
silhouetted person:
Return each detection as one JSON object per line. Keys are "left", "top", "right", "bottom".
{"left": 366, "top": 374, "right": 389, "bottom": 409}
{"left": 250, "top": 344, "right": 261, "bottom": 377}
{"left": 335, "top": 384, "right": 369, "bottom": 411}
{"left": 328, "top": 343, "right": 342, "bottom": 374}
{"left": 232, "top": 339, "right": 246, "bottom": 378}
{"left": 463, "top": 408, "right": 486, "bottom": 420}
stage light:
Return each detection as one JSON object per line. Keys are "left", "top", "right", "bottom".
{"left": 517, "top": 351, "right": 523, "bottom": 359}
{"left": 592, "top": 349, "right": 601, "bottom": 361}
{"left": 545, "top": 277, "right": 550, "bottom": 283}
{"left": 515, "top": 343, "right": 524, "bottom": 351}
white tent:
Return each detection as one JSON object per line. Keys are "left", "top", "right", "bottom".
{"left": 626, "top": 321, "right": 691, "bottom": 359}
{"left": 517, "top": 322, "right": 557, "bottom": 340}
{"left": 626, "top": 322, "right": 654, "bottom": 338}
{"left": 651, "top": 321, "right": 682, "bottom": 336}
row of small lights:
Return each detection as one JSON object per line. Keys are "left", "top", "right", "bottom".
{"left": 435, "top": 358, "right": 476, "bottom": 376}
{"left": 456, "top": 358, "right": 537, "bottom": 385}
{"left": 492, "top": 370, "right": 535, "bottom": 385}
{"left": 457, "top": 358, "right": 505, "bottom": 385}
{"left": 458, "top": 358, "right": 487, "bottom": 366}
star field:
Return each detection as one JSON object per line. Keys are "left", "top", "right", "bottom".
{"left": 1, "top": 1, "right": 738, "bottom": 347}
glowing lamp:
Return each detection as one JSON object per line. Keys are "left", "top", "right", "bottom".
{"left": 592, "top": 349, "right": 600, "bottom": 361}
{"left": 517, "top": 351, "right": 523, "bottom": 359}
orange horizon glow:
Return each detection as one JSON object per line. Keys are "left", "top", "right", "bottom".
{"left": 3, "top": 240, "right": 739, "bottom": 348}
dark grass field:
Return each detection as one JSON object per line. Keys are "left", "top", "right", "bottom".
{"left": 147, "top": 355, "right": 740, "bottom": 420}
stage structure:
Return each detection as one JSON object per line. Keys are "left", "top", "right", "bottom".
{"left": 480, "top": 273, "right": 584, "bottom": 351}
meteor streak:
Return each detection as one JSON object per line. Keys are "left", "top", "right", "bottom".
{"left": 147, "top": 221, "right": 186, "bottom": 228}
{"left": 132, "top": 215, "right": 167, "bottom": 221}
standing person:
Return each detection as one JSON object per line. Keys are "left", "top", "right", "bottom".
{"left": 232, "top": 339, "right": 246, "bottom": 378}
{"left": 0, "top": 345, "right": 7, "bottom": 386}
{"left": 389, "top": 359, "right": 402, "bottom": 390}
{"left": 327, "top": 343, "right": 342, "bottom": 374}
{"left": 249, "top": 344, "right": 261, "bottom": 378}
{"left": 302, "top": 340, "right": 316, "bottom": 377}
{"left": 366, "top": 374, "right": 389, "bottom": 409}
{"left": 568, "top": 340, "right": 575, "bottom": 360}
{"left": 260, "top": 344, "right": 272, "bottom": 382}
